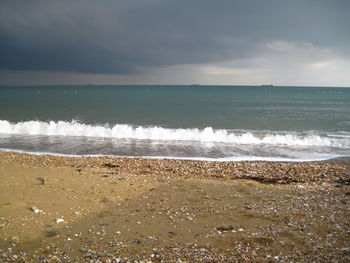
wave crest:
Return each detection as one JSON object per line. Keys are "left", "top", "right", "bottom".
{"left": 0, "top": 120, "right": 349, "bottom": 148}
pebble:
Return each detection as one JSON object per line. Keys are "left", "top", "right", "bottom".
{"left": 30, "top": 206, "right": 42, "bottom": 214}
{"left": 56, "top": 218, "right": 65, "bottom": 223}
{"left": 216, "top": 224, "right": 235, "bottom": 231}
{"left": 80, "top": 248, "right": 88, "bottom": 253}
{"left": 46, "top": 230, "right": 58, "bottom": 237}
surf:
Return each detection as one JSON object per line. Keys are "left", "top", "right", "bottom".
{"left": 0, "top": 119, "right": 349, "bottom": 149}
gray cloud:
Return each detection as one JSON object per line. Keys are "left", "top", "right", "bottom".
{"left": 0, "top": 0, "right": 349, "bottom": 77}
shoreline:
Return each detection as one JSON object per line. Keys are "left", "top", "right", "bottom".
{"left": 1, "top": 148, "right": 348, "bottom": 163}
{"left": 1, "top": 150, "right": 349, "bottom": 184}
{"left": 0, "top": 151, "right": 349, "bottom": 262}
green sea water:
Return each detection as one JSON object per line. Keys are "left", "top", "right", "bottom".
{"left": 0, "top": 85, "right": 349, "bottom": 160}
{"left": 1, "top": 85, "right": 350, "bottom": 131}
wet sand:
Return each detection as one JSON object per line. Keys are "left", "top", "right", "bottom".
{"left": 0, "top": 151, "right": 349, "bottom": 262}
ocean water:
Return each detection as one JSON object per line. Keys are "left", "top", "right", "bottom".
{"left": 0, "top": 85, "right": 349, "bottom": 161}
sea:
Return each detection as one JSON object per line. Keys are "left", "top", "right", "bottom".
{"left": 0, "top": 85, "right": 349, "bottom": 161}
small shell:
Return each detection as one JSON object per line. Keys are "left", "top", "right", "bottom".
{"left": 30, "top": 206, "right": 41, "bottom": 214}
{"left": 56, "top": 218, "right": 65, "bottom": 223}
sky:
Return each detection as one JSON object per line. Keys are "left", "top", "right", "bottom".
{"left": 0, "top": 0, "right": 349, "bottom": 86}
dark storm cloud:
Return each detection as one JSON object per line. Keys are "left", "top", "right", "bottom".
{"left": 0, "top": 0, "right": 349, "bottom": 74}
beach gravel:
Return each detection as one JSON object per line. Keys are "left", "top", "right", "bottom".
{"left": 0, "top": 151, "right": 349, "bottom": 262}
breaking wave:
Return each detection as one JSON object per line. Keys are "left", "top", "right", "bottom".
{"left": 0, "top": 120, "right": 349, "bottom": 149}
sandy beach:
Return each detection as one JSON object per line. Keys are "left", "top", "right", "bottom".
{"left": 0, "top": 151, "right": 349, "bottom": 262}
{"left": 2, "top": 0, "right": 350, "bottom": 262}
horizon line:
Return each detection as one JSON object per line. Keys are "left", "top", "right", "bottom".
{"left": 0, "top": 84, "right": 349, "bottom": 88}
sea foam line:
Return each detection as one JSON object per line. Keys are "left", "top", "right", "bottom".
{"left": 0, "top": 120, "right": 349, "bottom": 148}
{"left": 0, "top": 148, "right": 345, "bottom": 163}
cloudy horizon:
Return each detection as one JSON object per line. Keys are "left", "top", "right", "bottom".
{"left": 0, "top": 0, "right": 349, "bottom": 86}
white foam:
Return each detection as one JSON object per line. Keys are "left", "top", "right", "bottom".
{"left": 0, "top": 119, "right": 349, "bottom": 148}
